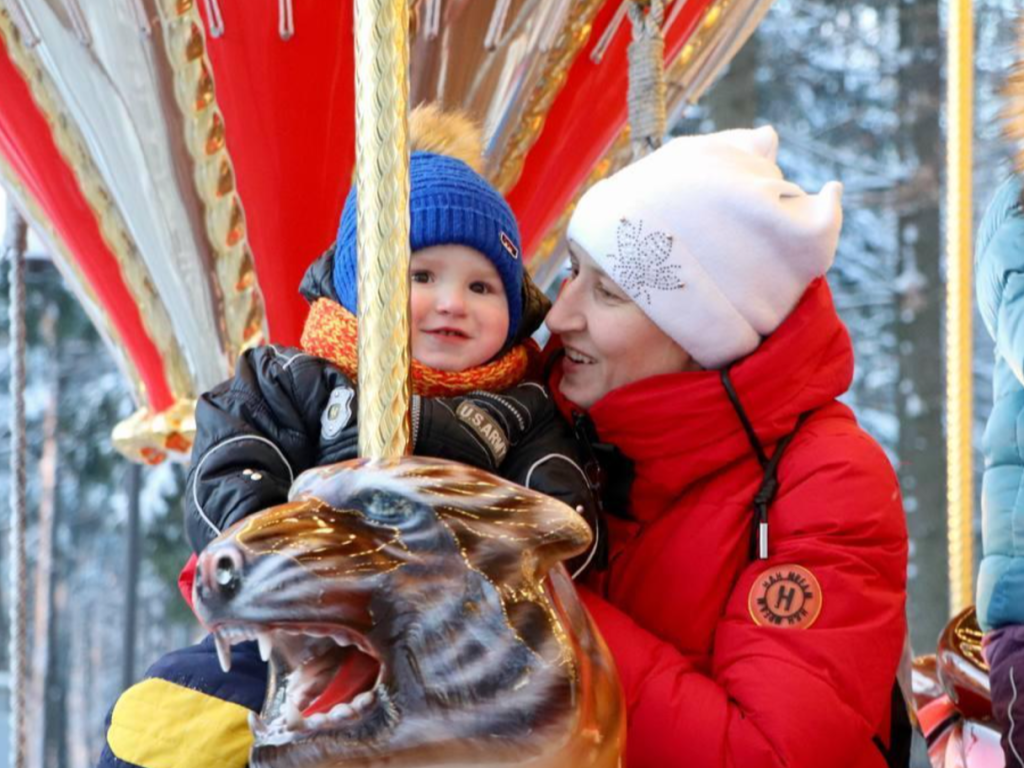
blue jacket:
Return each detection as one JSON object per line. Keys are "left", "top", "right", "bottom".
{"left": 976, "top": 174, "right": 1024, "bottom": 631}
{"left": 97, "top": 636, "right": 266, "bottom": 768}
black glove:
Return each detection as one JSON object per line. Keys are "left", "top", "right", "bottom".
{"left": 413, "top": 383, "right": 554, "bottom": 471}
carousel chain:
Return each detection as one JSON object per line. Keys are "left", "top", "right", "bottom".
{"left": 204, "top": 0, "right": 225, "bottom": 38}
{"left": 128, "top": 0, "right": 153, "bottom": 36}
{"left": 64, "top": 0, "right": 92, "bottom": 46}
{"left": 279, "top": 0, "right": 294, "bottom": 40}
{"left": 5, "top": 0, "right": 40, "bottom": 47}
{"left": 661, "top": 0, "right": 689, "bottom": 37}
{"left": 627, "top": 0, "right": 667, "bottom": 159}
{"left": 539, "top": 0, "right": 574, "bottom": 53}
{"left": 590, "top": 0, "right": 630, "bottom": 64}
{"left": 5, "top": 201, "right": 29, "bottom": 768}
{"left": 201, "top": 0, "right": 296, "bottom": 40}
{"left": 423, "top": 0, "right": 442, "bottom": 40}
{"left": 484, "top": 0, "right": 512, "bottom": 51}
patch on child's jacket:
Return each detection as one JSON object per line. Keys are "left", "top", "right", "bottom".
{"left": 321, "top": 386, "right": 355, "bottom": 440}
{"left": 455, "top": 401, "right": 508, "bottom": 466}
{"left": 500, "top": 231, "right": 519, "bottom": 260}
{"left": 748, "top": 564, "right": 822, "bottom": 629}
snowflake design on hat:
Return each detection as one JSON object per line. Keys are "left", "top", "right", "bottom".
{"left": 607, "top": 218, "right": 685, "bottom": 306}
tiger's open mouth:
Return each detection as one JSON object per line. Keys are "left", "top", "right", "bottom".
{"left": 211, "top": 622, "right": 387, "bottom": 745}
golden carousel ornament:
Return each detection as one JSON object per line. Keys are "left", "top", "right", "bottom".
{"left": 194, "top": 458, "right": 624, "bottom": 767}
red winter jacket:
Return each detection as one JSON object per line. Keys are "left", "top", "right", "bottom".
{"left": 553, "top": 279, "right": 908, "bottom": 768}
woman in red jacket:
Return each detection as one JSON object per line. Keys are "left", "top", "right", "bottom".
{"left": 546, "top": 126, "right": 909, "bottom": 768}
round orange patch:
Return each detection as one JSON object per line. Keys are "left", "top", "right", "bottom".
{"left": 748, "top": 564, "right": 822, "bottom": 629}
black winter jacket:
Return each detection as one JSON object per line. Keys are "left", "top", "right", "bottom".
{"left": 184, "top": 249, "right": 603, "bottom": 574}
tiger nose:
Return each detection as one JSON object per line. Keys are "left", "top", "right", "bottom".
{"left": 196, "top": 544, "right": 244, "bottom": 606}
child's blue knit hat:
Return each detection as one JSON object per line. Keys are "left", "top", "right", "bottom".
{"left": 333, "top": 151, "right": 523, "bottom": 345}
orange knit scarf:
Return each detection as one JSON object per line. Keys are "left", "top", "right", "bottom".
{"left": 301, "top": 298, "right": 534, "bottom": 397}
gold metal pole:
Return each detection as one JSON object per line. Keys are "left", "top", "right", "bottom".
{"left": 354, "top": 0, "right": 411, "bottom": 459}
{"left": 945, "top": 0, "right": 974, "bottom": 615}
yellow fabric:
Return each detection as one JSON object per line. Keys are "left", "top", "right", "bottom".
{"left": 301, "top": 298, "right": 535, "bottom": 397}
{"left": 107, "top": 678, "right": 252, "bottom": 768}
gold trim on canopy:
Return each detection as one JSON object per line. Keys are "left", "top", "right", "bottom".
{"left": 0, "top": 11, "right": 194, "bottom": 400}
{"left": 112, "top": 399, "right": 197, "bottom": 465}
{"left": 491, "top": 0, "right": 607, "bottom": 194}
{"left": 0, "top": 150, "right": 197, "bottom": 466}
{"left": 0, "top": 150, "right": 147, "bottom": 406}
{"left": 156, "top": 0, "right": 267, "bottom": 367}
{"left": 530, "top": 127, "right": 632, "bottom": 286}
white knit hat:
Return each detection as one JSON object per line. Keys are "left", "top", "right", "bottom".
{"left": 566, "top": 126, "right": 843, "bottom": 369}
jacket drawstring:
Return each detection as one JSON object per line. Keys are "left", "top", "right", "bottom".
{"left": 721, "top": 368, "right": 810, "bottom": 560}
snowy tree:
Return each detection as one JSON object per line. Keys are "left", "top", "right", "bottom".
{"left": 0, "top": 254, "right": 195, "bottom": 768}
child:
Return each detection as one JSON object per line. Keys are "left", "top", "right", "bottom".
{"left": 185, "top": 147, "right": 600, "bottom": 569}
{"left": 98, "top": 122, "right": 602, "bottom": 768}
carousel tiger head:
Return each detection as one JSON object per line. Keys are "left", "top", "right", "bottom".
{"left": 193, "top": 457, "right": 623, "bottom": 768}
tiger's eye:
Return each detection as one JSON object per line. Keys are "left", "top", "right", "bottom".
{"left": 215, "top": 555, "right": 240, "bottom": 596}
{"left": 365, "top": 491, "right": 414, "bottom": 521}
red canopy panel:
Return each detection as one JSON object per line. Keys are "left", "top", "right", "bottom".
{"left": 196, "top": 1, "right": 356, "bottom": 347}
{"left": 194, "top": 0, "right": 713, "bottom": 348}
{"left": 0, "top": 32, "right": 175, "bottom": 411}
{"left": 508, "top": 0, "right": 715, "bottom": 258}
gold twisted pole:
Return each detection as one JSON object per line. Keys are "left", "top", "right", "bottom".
{"left": 354, "top": 0, "right": 411, "bottom": 459}
{"left": 945, "top": 0, "right": 974, "bottom": 615}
